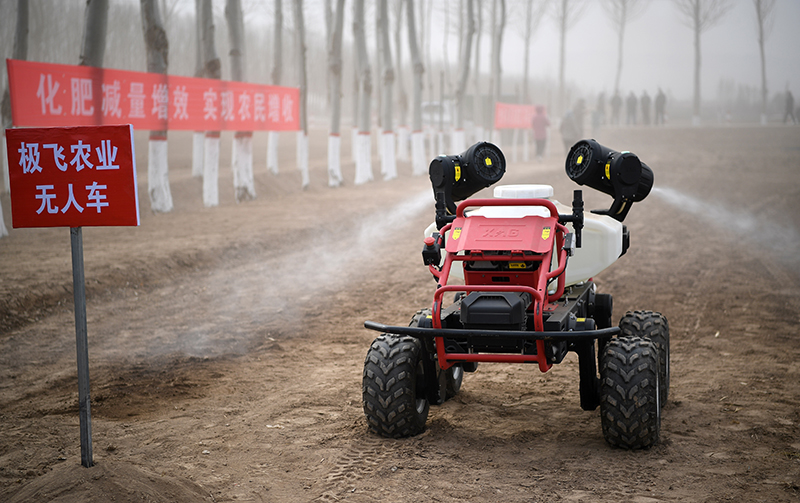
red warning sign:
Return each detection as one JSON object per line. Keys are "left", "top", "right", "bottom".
{"left": 6, "top": 125, "right": 140, "bottom": 228}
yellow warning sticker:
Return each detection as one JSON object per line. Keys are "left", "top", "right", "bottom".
{"left": 452, "top": 228, "right": 462, "bottom": 240}
{"left": 455, "top": 163, "right": 461, "bottom": 181}
{"left": 604, "top": 162, "right": 611, "bottom": 179}
{"left": 542, "top": 227, "right": 551, "bottom": 240}
{"left": 509, "top": 262, "right": 526, "bottom": 269}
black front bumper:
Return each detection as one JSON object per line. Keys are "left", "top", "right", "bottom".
{"left": 364, "top": 321, "right": 619, "bottom": 342}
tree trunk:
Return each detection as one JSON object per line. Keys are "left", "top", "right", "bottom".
{"left": 0, "top": 0, "right": 27, "bottom": 235}
{"left": 453, "top": 0, "right": 474, "bottom": 153}
{"left": 353, "top": 0, "right": 373, "bottom": 184}
{"left": 200, "top": 0, "right": 221, "bottom": 207}
{"left": 293, "top": 0, "right": 310, "bottom": 188}
{"left": 267, "top": 0, "right": 283, "bottom": 175}
{"left": 472, "top": 0, "right": 483, "bottom": 143}
{"left": 613, "top": 3, "right": 626, "bottom": 96}
{"left": 226, "top": 0, "right": 256, "bottom": 200}
{"left": 756, "top": 0, "right": 768, "bottom": 125}
{"left": 351, "top": 9, "right": 359, "bottom": 164}
{"left": 490, "top": 0, "right": 505, "bottom": 145}
{"left": 141, "top": 0, "right": 173, "bottom": 213}
{"left": 2, "top": 0, "right": 29, "bottom": 206}
{"left": 407, "top": 0, "right": 427, "bottom": 176}
{"left": 327, "top": 0, "right": 346, "bottom": 187}
{"left": 394, "top": 0, "right": 410, "bottom": 162}
{"left": 693, "top": 5, "right": 701, "bottom": 125}
{"left": 192, "top": 0, "right": 205, "bottom": 177}
{"left": 557, "top": 0, "right": 566, "bottom": 117}
{"left": 522, "top": 0, "right": 532, "bottom": 104}
{"left": 378, "top": 0, "right": 397, "bottom": 180}
{"left": 80, "top": 0, "right": 109, "bottom": 69}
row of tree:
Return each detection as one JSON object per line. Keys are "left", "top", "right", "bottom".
{"left": 0, "top": 0, "right": 784, "bottom": 232}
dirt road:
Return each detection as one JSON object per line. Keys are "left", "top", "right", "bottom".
{"left": 1, "top": 125, "right": 799, "bottom": 502}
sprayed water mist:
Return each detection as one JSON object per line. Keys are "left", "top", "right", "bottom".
{"left": 174, "top": 189, "right": 435, "bottom": 357}
{"left": 653, "top": 186, "right": 800, "bottom": 266}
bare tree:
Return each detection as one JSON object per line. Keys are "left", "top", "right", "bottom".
{"left": 80, "top": 0, "right": 109, "bottom": 70}
{"left": 353, "top": 0, "right": 373, "bottom": 184}
{"left": 520, "top": 0, "right": 547, "bottom": 105}
{"left": 602, "top": 0, "right": 647, "bottom": 96}
{"left": 407, "top": 0, "right": 427, "bottom": 175}
{"left": 200, "top": 0, "right": 222, "bottom": 207}
{"left": 673, "top": 0, "right": 733, "bottom": 125}
{"left": 753, "top": 0, "right": 777, "bottom": 125}
{"left": 472, "top": 0, "right": 484, "bottom": 143}
{"left": 191, "top": 0, "right": 205, "bottom": 177}
{"left": 489, "top": 0, "right": 506, "bottom": 144}
{"left": 551, "top": 0, "right": 587, "bottom": 116}
{"left": 141, "top": 0, "right": 174, "bottom": 213}
{"left": 267, "top": 0, "right": 283, "bottom": 175}
{"left": 2, "top": 0, "right": 28, "bottom": 205}
{"left": 293, "top": 0, "right": 310, "bottom": 188}
{"left": 378, "top": 0, "right": 397, "bottom": 180}
{"left": 393, "top": 0, "right": 410, "bottom": 161}
{"left": 225, "top": 0, "right": 257, "bottom": 200}
{"left": 0, "top": 0, "right": 27, "bottom": 236}
{"left": 327, "top": 0, "right": 346, "bottom": 186}
{"left": 452, "top": 0, "right": 475, "bottom": 153}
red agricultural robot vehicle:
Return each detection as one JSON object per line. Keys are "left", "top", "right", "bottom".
{"left": 363, "top": 140, "right": 669, "bottom": 449}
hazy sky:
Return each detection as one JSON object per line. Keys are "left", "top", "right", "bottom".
{"left": 490, "top": 0, "right": 800, "bottom": 101}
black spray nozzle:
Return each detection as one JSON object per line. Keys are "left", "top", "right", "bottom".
{"left": 565, "top": 139, "right": 654, "bottom": 222}
{"left": 430, "top": 142, "right": 506, "bottom": 229}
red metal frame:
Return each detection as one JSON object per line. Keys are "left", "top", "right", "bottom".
{"left": 428, "top": 198, "right": 570, "bottom": 373}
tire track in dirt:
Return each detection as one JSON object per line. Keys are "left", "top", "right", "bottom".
{"left": 314, "top": 436, "right": 392, "bottom": 501}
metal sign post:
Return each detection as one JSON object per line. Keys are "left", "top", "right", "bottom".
{"left": 70, "top": 226, "right": 93, "bottom": 467}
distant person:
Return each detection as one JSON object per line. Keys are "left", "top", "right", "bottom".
{"left": 626, "top": 91, "right": 638, "bottom": 125}
{"left": 655, "top": 88, "right": 667, "bottom": 125}
{"left": 592, "top": 108, "right": 602, "bottom": 136}
{"left": 531, "top": 105, "right": 550, "bottom": 160}
{"left": 610, "top": 92, "right": 622, "bottom": 125}
{"left": 785, "top": 90, "right": 797, "bottom": 125}
{"left": 560, "top": 111, "right": 581, "bottom": 152}
{"left": 640, "top": 91, "right": 651, "bottom": 126}
{"left": 596, "top": 92, "right": 607, "bottom": 125}
{"left": 573, "top": 99, "right": 586, "bottom": 138}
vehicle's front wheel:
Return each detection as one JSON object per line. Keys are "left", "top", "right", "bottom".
{"left": 599, "top": 336, "right": 661, "bottom": 449}
{"left": 363, "top": 334, "right": 429, "bottom": 438}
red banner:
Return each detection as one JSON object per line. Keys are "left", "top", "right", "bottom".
{"left": 6, "top": 59, "right": 300, "bottom": 132}
{"left": 6, "top": 125, "right": 140, "bottom": 228}
{"left": 494, "top": 102, "right": 544, "bottom": 130}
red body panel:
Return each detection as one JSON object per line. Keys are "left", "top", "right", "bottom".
{"left": 430, "top": 198, "right": 569, "bottom": 373}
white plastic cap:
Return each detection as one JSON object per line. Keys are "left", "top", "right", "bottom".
{"left": 493, "top": 184, "right": 554, "bottom": 199}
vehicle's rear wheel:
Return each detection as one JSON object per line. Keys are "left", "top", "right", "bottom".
{"left": 363, "top": 334, "right": 429, "bottom": 438}
{"left": 446, "top": 365, "right": 463, "bottom": 398}
{"left": 619, "top": 310, "right": 670, "bottom": 405}
{"left": 599, "top": 336, "right": 661, "bottom": 449}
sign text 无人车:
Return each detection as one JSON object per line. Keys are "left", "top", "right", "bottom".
{"left": 6, "top": 125, "right": 140, "bottom": 228}
{"left": 6, "top": 59, "right": 300, "bottom": 132}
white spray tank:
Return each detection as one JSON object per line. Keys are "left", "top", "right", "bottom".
{"left": 424, "top": 184, "right": 624, "bottom": 286}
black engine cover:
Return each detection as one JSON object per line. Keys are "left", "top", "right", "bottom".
{"left": 460, "top": 291, "right": 531, "bottom": 330}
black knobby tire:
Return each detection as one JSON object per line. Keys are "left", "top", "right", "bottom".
{"left": 410, "top": 308, "right": 464, "bottom": 400}
{"left": 619, "top": 310, "right": 670, "bottom": 405}
{"left": 362, "top": 334, "right": 429, "bottom": 438}
{"left": 446, "top": 365, "right": 463, "bottom": 398}
{"left": 599, "top": 336, "right": 661, "bottom": 449}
